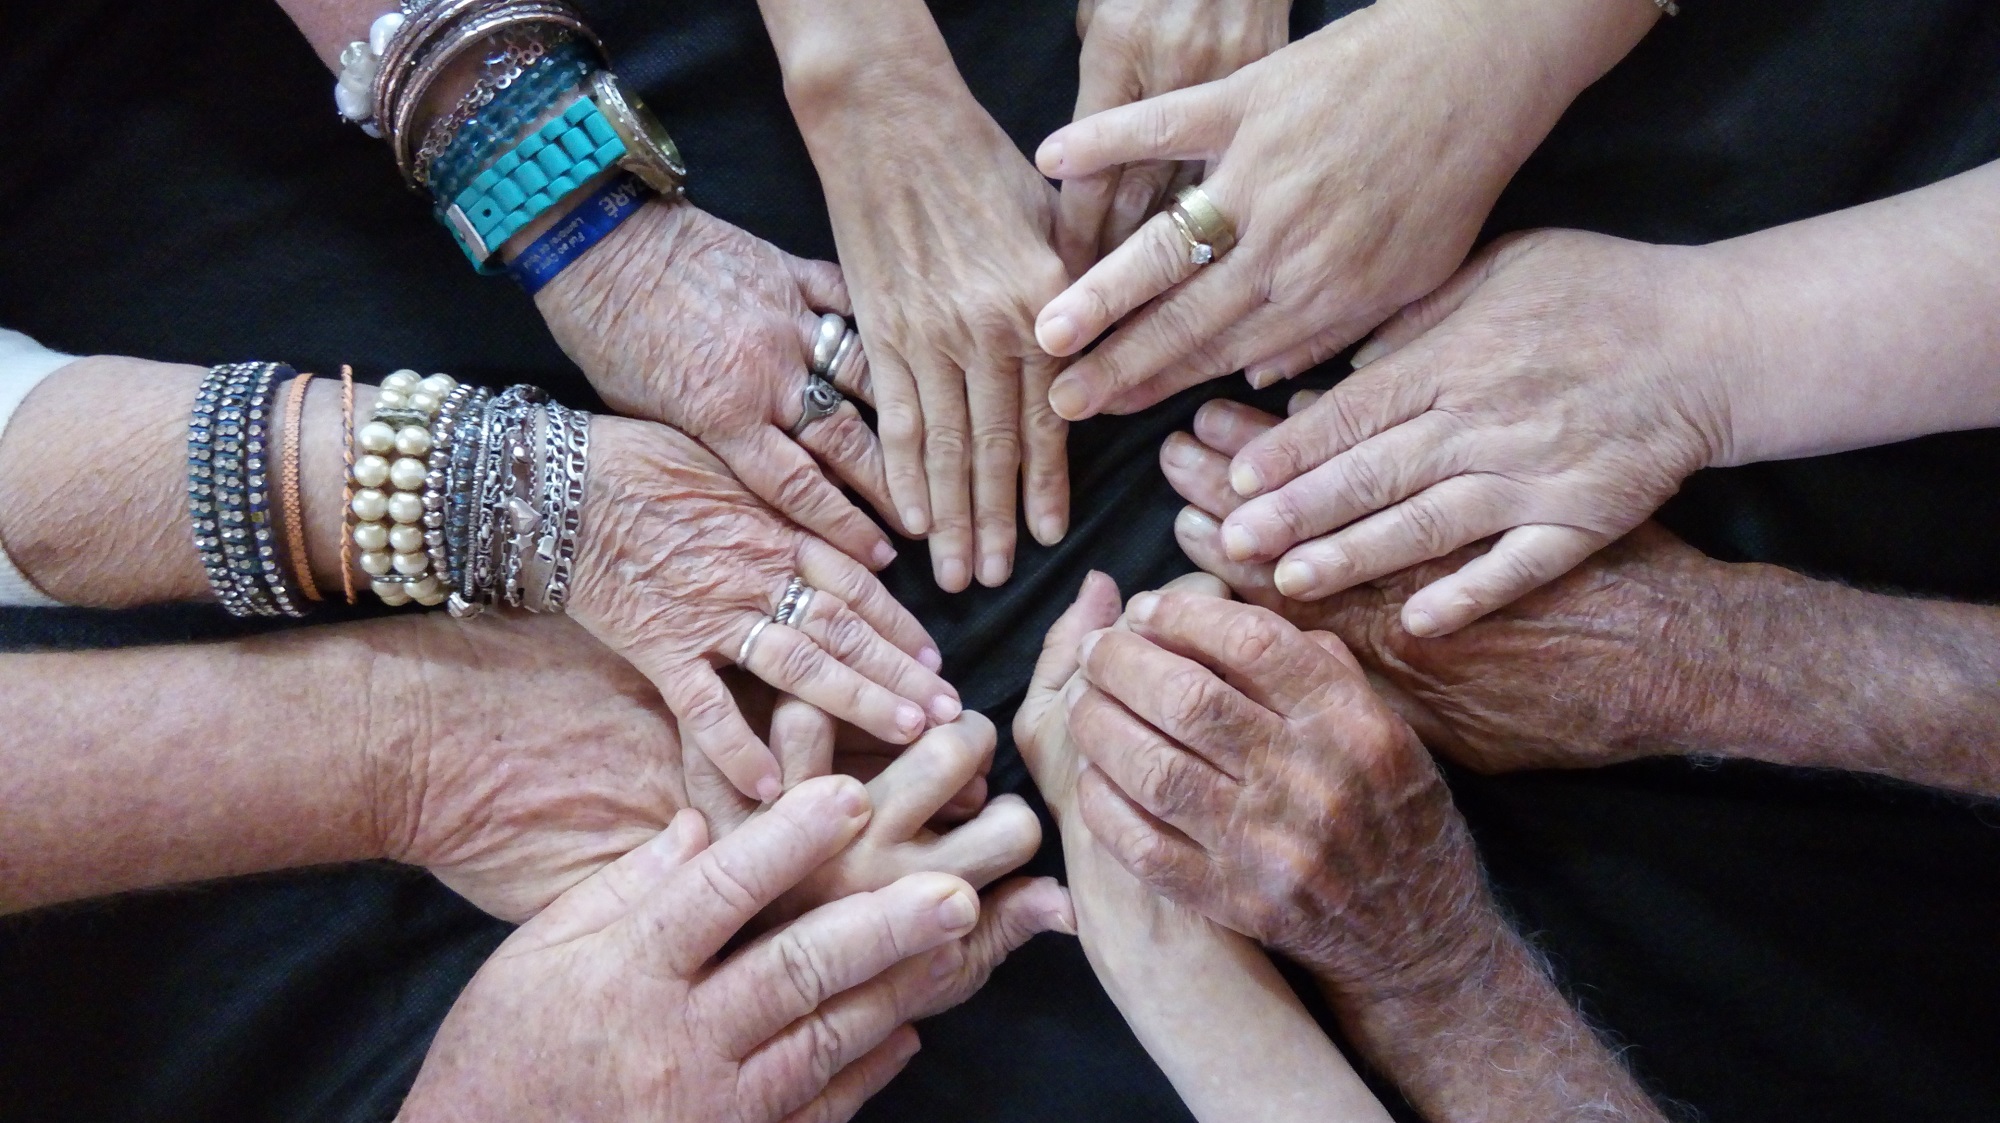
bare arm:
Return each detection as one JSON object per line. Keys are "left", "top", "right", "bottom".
{"left": 1018, "top": 573, "right": 1389, "bottom": 1123}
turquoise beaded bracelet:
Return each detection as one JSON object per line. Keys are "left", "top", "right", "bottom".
{"left": 429, "top": 38, "right": 596, "bottom": 209}
{"left": 441, "top": 94, "right": 627, "bottom": 267}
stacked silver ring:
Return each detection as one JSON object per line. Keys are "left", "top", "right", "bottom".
{"left": 737, "top": 574, "right": 818, "bottom": 665}
{"left": 791, "top": 314, "right": 856, "bottom": 437}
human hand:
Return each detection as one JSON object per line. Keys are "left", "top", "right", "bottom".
{"left": 1055, "top": 0, "right": 1291, "bottom": 275}
{"left": 570, "top": 416, "right": 959, "bottom": 802}
{"left": 1033, "top": 0, "right": 1659, "bottom": 420}
{"left": 370, "top": 612, "right": 686, "bottom": 922}
{"left": 1064, "top": 587, "right": 1494, "bottom": 996}
{"left": 538, "top": 201, "right": 903, "bottom": 567}
{"left": 398, "top": 778, "right": 1064, "bottom": 1123}
{"left": 791, "top": 45, "right": 1073, "bottom": 590}
{"left": 1215, "top": 230, "right": 1733, "bottom": 635}
{"left": 684, "top": 709, "right": 1046, "bottom": 929}
{"left": 1160, "top": 410, "right": 1737, "bottom": 772}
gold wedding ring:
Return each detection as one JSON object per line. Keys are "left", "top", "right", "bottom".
{"left": 1166, "top": 185, "right": 1237, "bottom": 266}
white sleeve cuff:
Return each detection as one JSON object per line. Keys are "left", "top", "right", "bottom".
{"left": 0, "top": 329, "right": 78, "bottom": 608}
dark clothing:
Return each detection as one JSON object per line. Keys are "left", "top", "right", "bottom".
{"left": 4, "top": 1, "right": 2000, "bottom": 1119}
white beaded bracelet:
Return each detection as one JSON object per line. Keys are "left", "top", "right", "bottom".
{"left": 350, "top": 369, "right": 456, "bottom": 606}
{"left": 334, "top": 10, "right": 409, "bottom": 136}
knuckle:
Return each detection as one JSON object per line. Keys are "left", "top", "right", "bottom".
{"left": 1136, "top": 754, "right": 1199, "bottom": 817}
{"left": 775, "top": 929, "right": 837, "bottom": 1009}
{"left": 1398, "top": 495, "right": 1456, "bottom": 556}
{"left": 1163, "top": 668, "right": 1226, "bottom": 732}
{"left": 774, "top": 459, "right": 831, "bottom": 514}
{"left": 696, "top": 855, "right": 763, "bottom": 916}
{"left": 777, "top": 636, "right": 830, "bottom": 686}
{"left": 972, "top": 424, "right": 1023, "bottom": 472}
{"left": 924, "top": 426, "right": 969, "bottom": 469}
{"left": 1220, "top": 611, "right": 1282, "bottom": 668}
{"left": 878, "top": 403, "right": 924, "bottom": 447}
{"left": 823, "top": 608, "right": 873, "bottom": 659}
{"left": 800, "top": 1013, "right": 850, "bottom": 1088}
{"left": 1337, "top": 452, "right": 1393, "bottom": 513}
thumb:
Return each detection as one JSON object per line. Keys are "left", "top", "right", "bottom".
{"left": 909, "top": 877, "right": 1075, "bottom": 1021}
{"left": 521, "top": 809, "right": 710, "bottom": 948}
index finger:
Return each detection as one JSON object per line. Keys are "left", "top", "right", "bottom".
{"left": 1076, "top": 626, "right": 1276, "bottom": 774}
{"left": 1036, "top": 80, "right": 1235, "bottom": 180}
{"left": 1123, "top": 590, "right": 1342, "bottom": 717}
{"left": 643, "top": 775, "right": 873, "bottom": 977}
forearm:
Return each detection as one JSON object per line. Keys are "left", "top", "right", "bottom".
{"left": 1326, "top": 916, "right": 1667, "bottom": 1123}
{"left": 0, "top": 631, "right": 391, "bottom": 914}
{"left": 1066, "top": 831, "right": 1389, "bottom": 1123}
{"left": 1702, "top": 159, "right": 2000, "bottom": 464}
{"left": 1672, "top": 562, "right": 2000, "bottom": 797}
{"left": 0, "top": 356, "right": 364, "bottom": 608}
{"left": 754, "top": 0, "right": 963, "bottom": 131}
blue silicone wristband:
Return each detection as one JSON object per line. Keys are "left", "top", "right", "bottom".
{"left": 505, "top": 172, "right": 649, "bottom": 295}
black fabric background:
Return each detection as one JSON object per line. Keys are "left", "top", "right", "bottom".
{"left": 3, "top": 1, "right": 1999, "bottom": 1120}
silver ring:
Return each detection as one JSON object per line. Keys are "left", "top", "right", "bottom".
{"left": 810, "top": 314, "right": 846, "bottom": 376}
{"left": 783, "top": 586, "right": 815, "bottom": 629}
{"left": 825, "top": 330, "right": 861, "bottom": 391}
{"left": 788, "top": 375, "right": 844, "bottom": 438}
{"left": 737, "top": 618, "right": 772, "bottom": 666}
{"left": 771, "top": 575, "right": 808, "bottom": 624}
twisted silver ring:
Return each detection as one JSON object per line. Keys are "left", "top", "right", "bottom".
{"left": 788, "top": 375, "right": 844, "bottom": 438}
{"left": 783, "top": 587, "right": 815, "bottom": 628}
{"left": 771, "top": 575, "right": 808, "bottom": 625}
{"left": 810, "top": 313, "right": 846, "bottom": 376}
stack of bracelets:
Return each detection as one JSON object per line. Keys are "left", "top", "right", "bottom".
{"left": 186, "top": 365, "right": 589, "bottom": 617}
{"left": 332, "top": 0, "right": 687, "bottom": 291}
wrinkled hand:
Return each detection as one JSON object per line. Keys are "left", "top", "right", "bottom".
{"left": 685, "top": 707, "right": 1049, "bottom": 930}
{"left": 794, "top": 53, "right": 1073, "bottom": 591}
{"left": 1035, "top": 0, "right": 1655, "bottom": 419}
{"left": 399, "top": 779, "right": 1058, "bottom": 1123}
{"left": 1063, "top": 586, "right": 1493, "bottom": 995}
{"left": 1161, "top": 407, "right": 1734, "bottom": 773}
{"left": 571, "top": 416, "right": 960, "bottom": 802}
{"left": 1055, "top": 0, "right": 1291, "bottom": 275}
{"left": 1217, "top": 230, "right": 1732, "bottom": 635}
{"left": 371, "top": 612, "right": 687, "bottom": 923}
{"left": 538, "top": 201, "right": 902, "bottom": 568}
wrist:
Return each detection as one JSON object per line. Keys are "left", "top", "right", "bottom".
{"left": 767, "top": 5, "right": 961, "bottom": 133}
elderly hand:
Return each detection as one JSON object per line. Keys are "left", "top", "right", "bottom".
{"left": 570, "top": 416, "right": 959, "bottom": 803}
{"left": 538, "top": 201, "right": 901, "bottom": 567}
{"left": 1064, "top": 586, "right": 1494, "bottom": 996}
{"left": 1159, "top": 411, "right": 1738, "bottom": 772}
{"left": 1215, "top": 230, "right": 1733, "bottom": 635}
{"left": 684, "top": 708, "right": 1049, "bottom": 930}
{"left": 788, "top": 35, "right": 1073, "bottom": 591}
{"left": 1033, "top": 0, "right": 1659, "bottom": 420}
{"left": 1055, "top": 0, "right": 1291, "bottom": 275}
{"left": 398, "top": 778, "right": 1062, "bottom": 1123}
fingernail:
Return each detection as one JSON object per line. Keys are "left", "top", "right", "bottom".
{"left": 1351, "top": 337, "right": 1389, "bottom": 368}
{"left": 903, "top": 506, "right": 930, "bottom": 535}
{"left": 1048, "top": 906, "right": 1078, "bottom": 937}
{"left": 979, "top": 553, "right": 1008, "bottom": 588}
{"left": 1404, "top": 607, "right": 1440, "bottom": 637}
{"left": 756, "top": 775, "right": 783, "bottom": 803}
{"left": 897, "top": 703, "right": 927, "bottom": 737}
{"left": 918, "top": 645, "right": 943, "bottom": 672}
{"left": 1222, "top": 523, "right": 1257, "bottom": 561}
{"left": 1034, "top": 514, "right": 1066, "bottom": 546}
{"left": 872, "top": 542, "right": 898, "bottom": 568}
{"left": 1175, "top": 505, "right": 1218, "bottom": 536}
{"left": 1049, "top": 377, "right": 1090, "bottom": 421}
{"left": 1274, "top": 559, "right": 1315, "bottom": 597}
{"left": 1245, "top": 366, "right": 1278, "bottom": 390}
{"left": 938, "top": 557, "right": 967, "bottom": 592}
{"left": 1038, "top": 138, "right": 1065, "bottom": 174}
{"left": 1289, "top": 389, "right": 1321, "bottom": 415}
{"left": 1162, "top": 434, "right": 1199, "bottom": 469}
{"left": 1230, "top": 461, "right": 1263, "bottom": 497}
{"left": 929, "top": 945, "right": 965, "bottom": 980}
{"left": 936, "top": 888, "right": 978, "bottom": 933}
{"left": 1063, "top": 674, "right": 1088, "bottom": 707}
{"left": 833, "top": 778, "right": 869, "bottom": 818}
{"left": 1127, "top": 591, "right": 1160, "bottom": 625}
{"left": 931, "top": 694, "right": 962, "bottom": 723}
{"left": 1079, "top": 628, "right": 1105, "bottom": 665}
{"left": 1038, "top": 313, "right": 1081, "bottom": 356}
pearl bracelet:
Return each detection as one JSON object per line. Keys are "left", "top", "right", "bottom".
{"left": 349, "top": 369, "right": 457, "bottom": 606}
